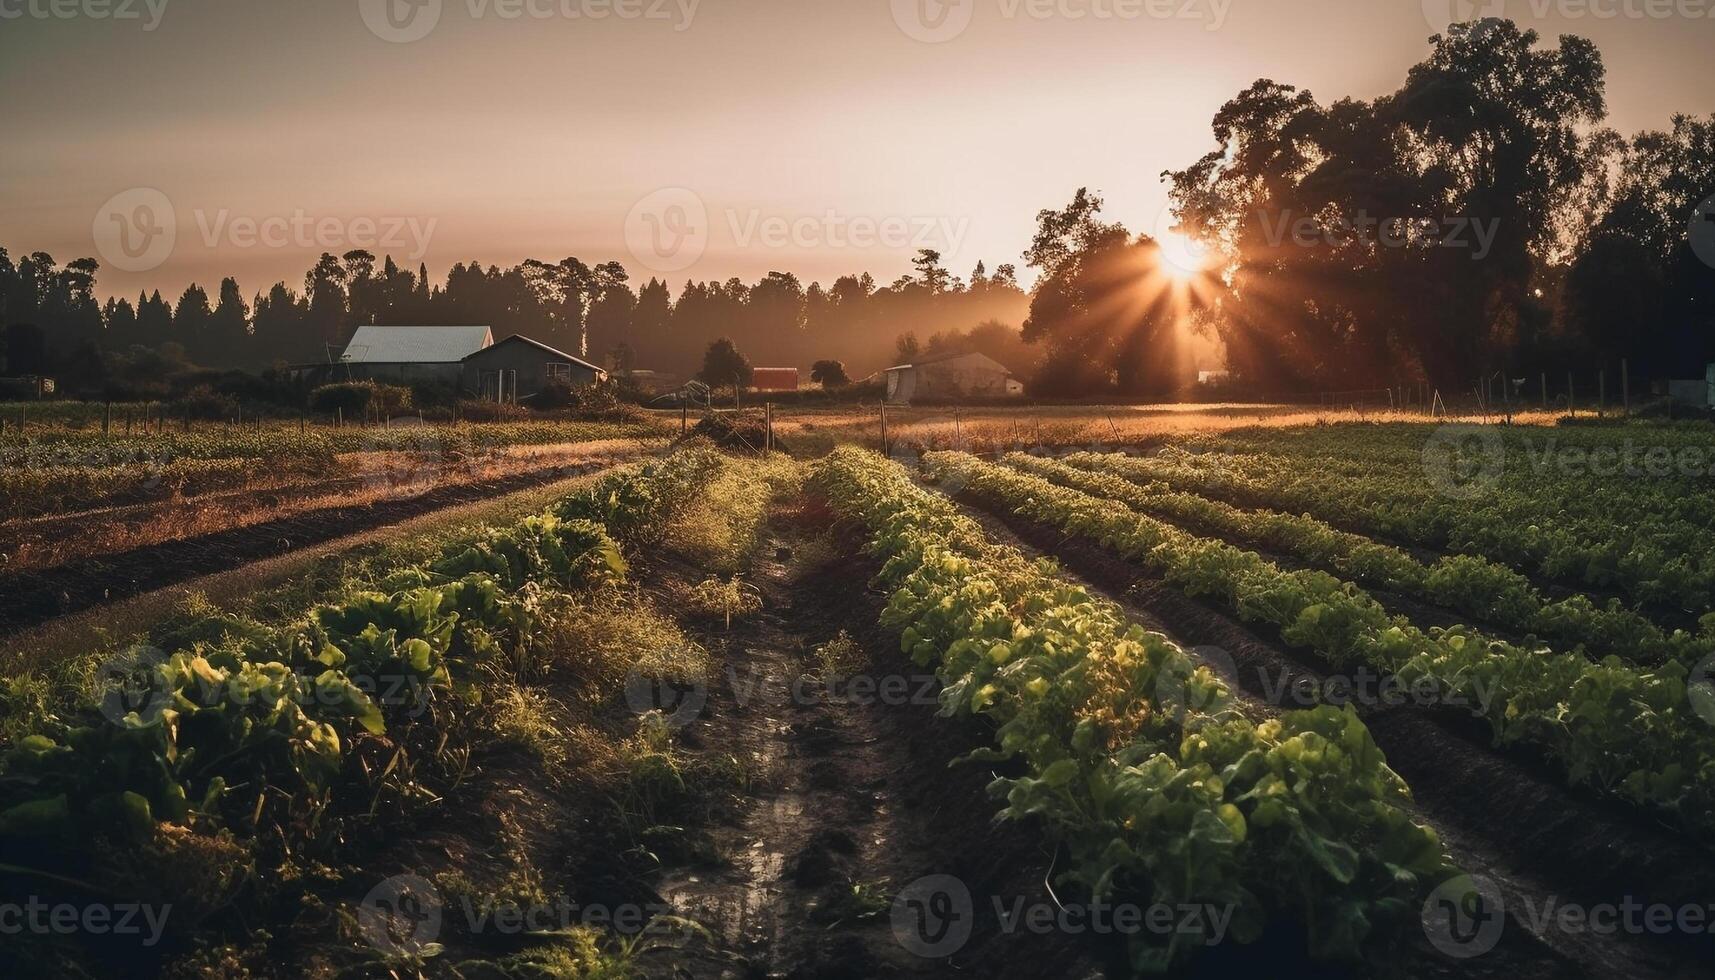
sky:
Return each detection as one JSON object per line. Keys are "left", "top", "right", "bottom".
{"left": 0, "top": 0, "right": 1709, "bottom": 302}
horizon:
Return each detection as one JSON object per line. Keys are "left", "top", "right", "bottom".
{"left": 3, "top": 0, "right": 1711, "bottom": 302}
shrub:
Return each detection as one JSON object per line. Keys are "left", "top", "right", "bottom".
{"left": 172, "top": 384, "right": 242, "bottom": 421}
{"left": 309, "top": 381, "right": 412, "bottom": 418}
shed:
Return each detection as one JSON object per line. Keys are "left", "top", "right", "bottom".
{"left": 751, "top": 368, "right": 800, "bottom": 392}
{"left": 885, "top": 351, "right": 1022, "bottom": 404}
{"left": 462, "top": 335, "right": 608, "bottom": 402}
{"left": 339, "top": 325, "right": 494, "bottom": 385}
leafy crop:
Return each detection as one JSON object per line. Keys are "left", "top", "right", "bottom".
{"left": 929, "top": 451, "right": 1715, "bottom": 842}
{"left": 813, "top": 447, "right": 1452, "bottom": 972}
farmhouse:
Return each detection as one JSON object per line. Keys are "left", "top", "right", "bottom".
{"left": 338, "top": 325, "right": 494, "bottom": 385}
{"left": 884, "top": 351, "right": 1023, "bottom": 404}
{"left": 462, "top": 334, "right": 608, "bottom": 403}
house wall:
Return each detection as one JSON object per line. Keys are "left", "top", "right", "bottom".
{"left": 462, "top": 344, "right": 601, "bottom": 400}
{"left": 344, "top": 363, "right": 466, "bottom": 387}
{"left": 918, "top": 359, "right": 1010, "bottom": 397}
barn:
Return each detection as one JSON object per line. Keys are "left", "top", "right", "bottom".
{"left": 461, "top": 334, "right": 608, "bottom": 403}
{"left": 338, "top": 325, "right": 495, "bottom": 385}
{"left": 884, "top": 351, "right": 1023, "bottom": 404}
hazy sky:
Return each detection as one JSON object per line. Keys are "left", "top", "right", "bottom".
{"left": 1, "top": 0, "right": 1709, "bottom": 301}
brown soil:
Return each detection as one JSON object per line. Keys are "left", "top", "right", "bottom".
{"left": 631, "top": 502, "right": 1108, "bottom": 979}
{"left": 953, "top": 489, "right": 1715, "bottom": 979}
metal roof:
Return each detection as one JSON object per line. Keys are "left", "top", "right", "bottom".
{"left": 464, "top": 334, "right": 607, "bottom": 375}
{"left": 341, "top": 325, "right": 494, "bottom": 364}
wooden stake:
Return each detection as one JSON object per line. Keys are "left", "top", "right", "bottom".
{"left": 879, "top": 401, "right": 888, "bottom": 454}
{"left": 1621, "top": 358, "right": 1630, "bottom": 416}
{"left": 1567, "top": 372, "right": 1576, "bottom": 417}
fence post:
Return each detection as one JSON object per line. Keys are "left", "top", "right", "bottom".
{"left": 1567, "top": 372, "right": 1576, "bottom": 417}
{"left": 1599, "top": 368, "right": 1606, "bottom": 417}
{"left": 879, "top": 401, "right": 888, "bottom": 455}
{"left": 1621, "top": 358, "right": 1630, "bottom": 416}
{"left": 1541, "top": 373, "right": 1548, "bottom": 409}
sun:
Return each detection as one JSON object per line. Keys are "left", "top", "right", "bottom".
{"left": 1156, "top": 228, "right": 1211, "bottom": 283}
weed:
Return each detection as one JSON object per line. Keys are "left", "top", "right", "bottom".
{"left": 685, "top": 577, "right": 762, "bottom": 628}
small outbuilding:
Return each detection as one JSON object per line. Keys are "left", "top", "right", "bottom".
{"left": 751, "top": 368, "right": 800, "bottom": 393}
{"left": 885, "top": 351, "right": 1022, "bottom": 404}
{"left": 462, "top": 334, "right": 608, "bottom": 403}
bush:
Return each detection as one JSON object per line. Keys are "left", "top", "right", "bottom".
{"left": 533, "top": 380, "right": 642, "bottom": 422}
{"left": 172, "top": 385, "right": 242, "bottom": 421}
{"left": 456, "top": 399, "right": 532, "bottom": 422}
{"left": 309, "top": 381, "right": 412, "bottom": 418}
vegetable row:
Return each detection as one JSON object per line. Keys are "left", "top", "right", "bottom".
{"left": 0, "top": 449, "right": 719, "bottom": 854}
{"left": 1019, "top": 452, "right": 1715, "bottom": 668}
{"left": 813, "top": 447, "right": 1452, "bottom": 972}
{"left": 926, "top": 451, "right": 1715, "bottom": 843}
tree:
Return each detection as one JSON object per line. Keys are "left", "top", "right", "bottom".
{"left": 698, "top": 337, "right": 752, "bottom": 387}
{"left": 810, "top": 359, "right": 850, "bottom": 387}
{"left": 207, "top": 277, "right": 250, "bottom": 366}
{"left": 895, "top": 332, "right": 921, "bottom": 362}
{"left": 1166, "top": 20, "right": 1608, "bottom": 389}
{"left": 173, "top": 284, "right": 213, "bottom": 364}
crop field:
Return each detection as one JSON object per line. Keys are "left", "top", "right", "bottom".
{"left": 2, "top": 410, "right": 1713, "bottom": 978}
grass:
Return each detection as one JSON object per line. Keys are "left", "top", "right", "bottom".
{"left": 685, "top": 576, "right": 763, "bottom": 628}
{"left": 533, "top": 589, "right": 712, "bottom": 702}
{"left": 810, "top": 630, "right": 866, "bottom": 678}
{"left": 662, "top": 452, "right": 801, "bottom": 574}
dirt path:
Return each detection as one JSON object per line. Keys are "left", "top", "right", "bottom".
{"left": 635, "top": 507, "right": 1106, "bottom": 979}
{"left": 0, "top": 456, "right": 638, "bottom": 636}
{"left": 947, "top": 487, "right": 1715, "bottom": 979}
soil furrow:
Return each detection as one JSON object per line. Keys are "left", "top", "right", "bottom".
{"left": 0, "top": 458, "right": 635, "bottom": 635}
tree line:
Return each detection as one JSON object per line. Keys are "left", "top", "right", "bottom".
{"left": 2, "top": 19, "right": 1710, "bottom": 400}
{"left": 0, "top": 246, "right": 1031, "bottom": 396}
